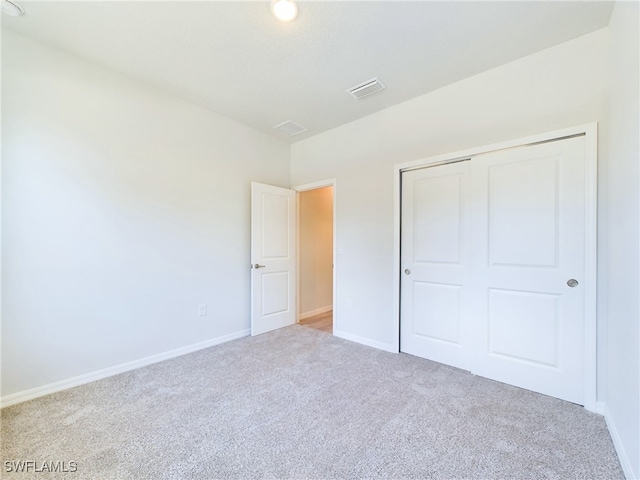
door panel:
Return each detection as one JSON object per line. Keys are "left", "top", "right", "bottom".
{"left": 262, "top": 271, "right": 290, "bottom": 316}
{"left": 400, "top": 162, "right": 472, "bottom": 371}
{"left": 412, "top": 282, "right": 461, "bottom": 344}
{"left": 488, "top": 157, "right": 558, "bottom": 267}
{"left": 413, "top": 174, "right": 464, "bottom": 264}
{"left": 488, "top": 288, "right": 559, "bottom": 367}
{"left": 251, "top": 182, "right": 296, "bottom": 336}
{"left": 261, "top": 193, "right": 290, "bottom": 259}
{"left": 470, "top": 137, "right": 585, "bottom": 403}
{"left": 400, "top": 136, "right": 587, "bottom": 405}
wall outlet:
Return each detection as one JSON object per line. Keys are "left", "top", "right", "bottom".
{"left": 198, "top": 304, "right": 207, "bottom": 316}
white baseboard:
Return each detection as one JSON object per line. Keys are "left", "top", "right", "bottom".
{"left": 299, "top": 305, "right": 333, "bottom": 320}
{"left": 333, "top": 329, "right": 397, "bottom": 353}
{"left": 603, "top": 405, "right": 638, "bottom": 479}
{"left": 0, "top": 329, "right": 250, "bottom": 409}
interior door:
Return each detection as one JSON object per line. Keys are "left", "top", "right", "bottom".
{"left": 251, "top": 182, "right": 296, "bottom": 336}
{"left": 400, "top": 135, "right": 588, "bottom": 405}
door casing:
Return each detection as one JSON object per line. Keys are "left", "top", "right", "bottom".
{"left": 392, "top": 123, "right": 598, "bottom": 412}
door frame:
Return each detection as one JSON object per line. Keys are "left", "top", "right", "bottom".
{"left": 392, "top": 123, "right": 598, "bottom": 411}
{"left": 293, "top": 179, "right": 337, "bottom": 333}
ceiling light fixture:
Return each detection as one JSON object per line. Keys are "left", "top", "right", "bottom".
{"left": 1, "top": 0, "right": 24, "bottom": 17}
{"left": 271, "top": 0, "right": 298, "bottom": 22}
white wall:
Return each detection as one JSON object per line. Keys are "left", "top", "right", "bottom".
{"left": 291, "top": 30, "right": 610, "bottom": 371}
{"left": 299, "top": 187, "right": 333, "bottom": 316}
{"left": 605, "top": 1, "right": 640, "bottom": 478}
{"left": 1, "top": 31, "right": 290, "bottom": 399}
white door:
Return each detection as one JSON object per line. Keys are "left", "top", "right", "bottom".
{"left": 401, "top": 136, "right": 588, "bottom": 405}
{"left": 251, "top": 182, "right": 296, "bottom": 336}
{"left": 400, "top": 160, "right": 473, "bottom": 371}
{"left": 470, "top": 137, "right": 586, "bottom": 403}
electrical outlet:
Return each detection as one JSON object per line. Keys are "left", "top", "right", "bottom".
{"left": 198, "top": 304, "right": 207, "bottom": 316}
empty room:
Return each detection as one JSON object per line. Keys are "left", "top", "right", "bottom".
{"left": 1, "top": 0, "right": 639, "bottom": 478}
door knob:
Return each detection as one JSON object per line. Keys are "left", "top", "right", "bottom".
{"left": 404, "top": 269, "right": 411, "bottom": 275}
{"left": 567, "top": 279, "right": 579, "bottom": 287}
{"left": 253, "top": 264, "right": 266, "bottom": 269}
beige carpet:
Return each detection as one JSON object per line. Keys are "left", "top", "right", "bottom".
{"left": 1, "top": 325, "right": 624, "bottom": 479}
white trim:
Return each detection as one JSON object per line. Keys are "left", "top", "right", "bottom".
{"left": 334, "top": 329, "right": 396, "bottom": 353}
{"left": 392, "top": 159, "right": 402, "bottom": 353}
{"left": 0, "top": 329, "right": 250, "bottom": 409}
{"left": 299, "top": 305, "right": 333, "bottom": 320}
{"left": 582, "top": 123, "right": 598, "bottom": 413}
{"left": 295, "top": 189, "right": 302, "bottom": 323}
{"left": 293, "top": 179, "right": 337, "bottom": 334}
{"left": 604, "top": 406, "right": 638, "bottom": 480}
{"left": 293, "top": 179, "right": 336, "bottom": 192}
{"left": 393, "top": 123, "right": 598, "bottom": 411}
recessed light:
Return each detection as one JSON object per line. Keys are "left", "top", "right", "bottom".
{"left": 271, "top": 0, "right": 298, "bottom": 22}
{"left": 1, "top": 0, "right": 24, "bottom": 17}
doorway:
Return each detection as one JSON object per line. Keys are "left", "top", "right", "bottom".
{"left": 295, "top": 182, "right": 335, "bottom": 334}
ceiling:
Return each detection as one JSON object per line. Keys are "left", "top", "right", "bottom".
{"left": 2, "top": 1, "right": 614, "bottom": 143}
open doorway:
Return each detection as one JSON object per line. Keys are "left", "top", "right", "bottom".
{"left": 296, "top": 184, "right": 334, "bottom": 334}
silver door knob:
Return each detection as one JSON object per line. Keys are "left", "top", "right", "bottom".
{"left": 404, "top": 269, "right": 411, "bottom": 275}
{"left": 253, "top": 264, "right": 266, "bottom": 269}
{"left": 567, "top": 279, "right": 579, "bottom": 287}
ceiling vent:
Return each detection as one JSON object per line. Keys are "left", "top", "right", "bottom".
{"left": 347, "top": 77, "right": 386, "bottom": 99}
{"left": 273, "top": 120, "right": 308, "bottom": 137}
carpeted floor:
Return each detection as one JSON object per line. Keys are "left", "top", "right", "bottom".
{"left": 1, "top": 325, "right": 624, "bottom": 479}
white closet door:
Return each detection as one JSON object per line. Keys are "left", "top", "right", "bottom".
{"left": 400, "top": 135, "right": 587, "bottom": 405}
{"left": 469, "top": 136, "right": 586, "bottom": 404}
{"left": 400, "top": 161, "right": 473, "bottom": 371}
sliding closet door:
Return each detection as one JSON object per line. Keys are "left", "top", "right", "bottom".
{"left": 400, "top": 135, "right": 587, "bottom": 405}
{"left": 400, "top": 161, "right": 473, "bottom": 371}
{"left": 469, "top": 136, "right": 586, "bottom": 404}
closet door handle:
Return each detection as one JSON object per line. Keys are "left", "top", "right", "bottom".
{"left": 253, "top": 264, "right": 266, "bottom": 269}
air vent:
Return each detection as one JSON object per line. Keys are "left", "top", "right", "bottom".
{"left": 347, "top": 77, "right": 386, "bottom": 99}
{"left": 273, "top": 120, "right": 308, "bottom": 137}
